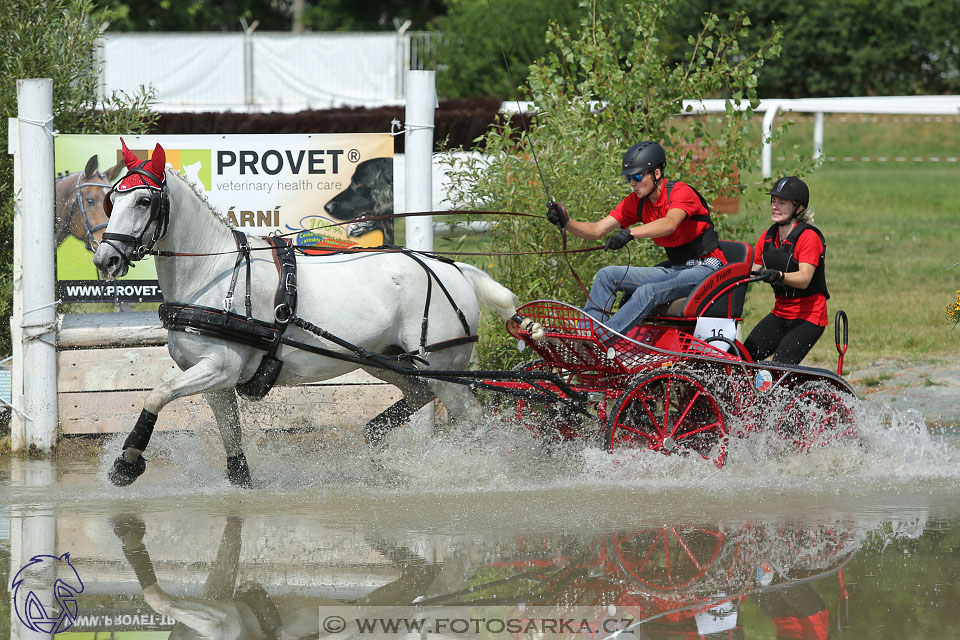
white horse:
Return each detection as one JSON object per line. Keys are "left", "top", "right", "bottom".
{"left": 93, "top": 141, "right": 538, "bottom": 487}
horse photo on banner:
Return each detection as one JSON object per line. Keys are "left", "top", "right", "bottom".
{"left": 54, "top": 133, "right": 394, "bottom": 304}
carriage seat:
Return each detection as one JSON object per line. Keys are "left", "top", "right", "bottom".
{"left": 647, "top": 240, "right": 755, "bottom": 320}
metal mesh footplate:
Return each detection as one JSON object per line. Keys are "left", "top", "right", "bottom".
{"left": 507, "top": 300, "right": 739, "bottom": 383}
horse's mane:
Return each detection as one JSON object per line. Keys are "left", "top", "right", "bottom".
{"left": 166, "top": 163, "right": 235, "bottom": 230}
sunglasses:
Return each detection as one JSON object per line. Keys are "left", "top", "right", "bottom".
{"left": 625, "top": 170, "right": 652, "bottom": 183}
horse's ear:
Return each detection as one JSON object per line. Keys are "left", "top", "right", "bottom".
{"left": 105, "top": 159, "right": 125, "bottom": 182}
{"left": 120, "top": 137, "right": 140, "bottom": 169}
{"left": 149, "top": 143, "right": 166, "bottom": 178}
{"left": 82, "top": 155, "right": 98, "bottom": 179}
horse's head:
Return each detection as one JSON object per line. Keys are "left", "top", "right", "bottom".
{"left": 94, "top": 139, "right": 170, "bottom": 279}
{"left": 55, "top": 155, "right": 124, "bottom": 249}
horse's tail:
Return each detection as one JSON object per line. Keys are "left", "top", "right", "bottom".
{"left": 456, "top": 262, "right": 544, "bottom": 340}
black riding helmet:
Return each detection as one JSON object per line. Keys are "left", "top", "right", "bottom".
{"left": 768, "top": 176, "right": 809, "bottom": 209}
{"left": 621, "top": 140, "right": 667, "bottom": 176}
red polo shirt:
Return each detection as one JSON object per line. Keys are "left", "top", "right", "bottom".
{"left": 610, "top": 182, "right": 725, "bottom": 263}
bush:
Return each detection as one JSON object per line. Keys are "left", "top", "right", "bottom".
{"left": 442, "top": 1, "right": 811, "bottom": 369}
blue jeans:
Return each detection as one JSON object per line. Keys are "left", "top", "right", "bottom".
{"left": 583, "top": 261, "right": 719, "bottom": 334}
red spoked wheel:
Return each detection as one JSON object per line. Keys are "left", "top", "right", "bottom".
{"left": 606, "top": 370, "right": 727, "bottom": 468}
{"left": 775, "top": 382, "right": 858, "bottom": 452}
{"left": 491, "top": 360, "right": 585, "bottom": 442}
{"left": 611, "top": 526, "right": 725, "bottom": 592}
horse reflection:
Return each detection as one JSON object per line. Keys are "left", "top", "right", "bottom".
{"left": 55, "top": 155, "right": 123, "bottom": 249}
{"left": 111, "top": 516, "right": 476, "bottom": 639}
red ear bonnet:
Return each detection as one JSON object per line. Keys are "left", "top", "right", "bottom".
{"left": 114, "top": 138, "right": 166, "bottom": 193}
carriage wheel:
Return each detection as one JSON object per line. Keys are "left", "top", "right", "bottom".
{"left": 775, "top": 382, "right": 858, "bottom": 452}
{"left": 611, "top": 527, "right": 725, "bottom": 592}
{"left": 492, "top": 360, "right": 585, "bottom": 442}
{"left": 606, "top": 370, "right": 727, "bottom": 468}
{"left": 776, "top": 522, "right": 853, "bottom": 566}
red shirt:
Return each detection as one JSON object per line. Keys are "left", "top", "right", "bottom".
{"left": 753, "top": 227, "right": 828, "bottom": 326}
{"left": 610, "top": 182, "right": 726, "bottom": 263}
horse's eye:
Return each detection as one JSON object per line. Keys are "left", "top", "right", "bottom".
{"left": 86, "top": 197, "right": 95, "bottom": 205}
{"left": 137, "top": 196, "right": 152, "bottom": 208}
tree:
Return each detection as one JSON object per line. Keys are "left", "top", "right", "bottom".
{"left": 98, "top": 0, "right": 295, "bottom": 32}
{"left": 99, "top": 0, "right": 447, "bottom": 32}
{"left": 300, "top": 0, "right": 446, "bottom": 31}
{"left": 0, "top": 0, "right": 156, "bottom": 355}
{"left": 432, "top": 0, "right": 582, "bottom": 100}
{"left": 443, "top": 0, "right": 808, "bottom": 369}
{"left": 665, "top": 0, "right": 960, "bottom": 97}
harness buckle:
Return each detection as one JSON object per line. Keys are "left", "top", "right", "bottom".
{"left": 274, "top": 304, "right": 292, "bottom": 324}
{"left": 284, "top": 272, "right": 297, "bottom": 293}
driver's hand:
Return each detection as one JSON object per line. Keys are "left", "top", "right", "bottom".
{"left": 546, "top": 201, "right": 569, "bottom": 229}
{"left": 604, "top": 228, "right": 634, "bottom": 251}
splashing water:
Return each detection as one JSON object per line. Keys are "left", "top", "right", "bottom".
{"left": 80, "top": 389, "right": 959, "bottom": 504}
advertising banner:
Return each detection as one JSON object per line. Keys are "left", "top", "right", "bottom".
{"left": 54, "top": 133, "right": 394, "bottom": 303}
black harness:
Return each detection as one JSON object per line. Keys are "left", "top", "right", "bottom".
{"left": 159, "top": 231, "right": 299, "bottom": 400}
{"left": 159, "top": 241, "right": 479, "bottom": 399}
{"left": 636, "top": 180, "right": 719, "bottom": 263}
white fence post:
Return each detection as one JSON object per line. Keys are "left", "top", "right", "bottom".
{"left": 404, "top": 70, "right": 436, "bottom": 252}
{"left": 404, "top": 70, "right": 436, "bottom": 435}
{"left": 813, "top": 111, "right": 825, "bottom": 160}
{"left": 14, "top": 79, "right": 58, "bottom": 453}
{"left": 761, "top": 101, "right": 781, "bottom": 179}
{"left": 8, "top": 118, "right": 25, "bottom": 451}
{"left": 9, "top": 459, "right": 57, "bottom": 640}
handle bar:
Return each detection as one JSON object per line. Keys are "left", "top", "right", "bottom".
{"left": 834, "top": 310, "right": 848, "bottom": 376}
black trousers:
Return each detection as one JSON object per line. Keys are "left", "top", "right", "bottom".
{"left": 744, "top": 313, "right": 825, "bottom": 365}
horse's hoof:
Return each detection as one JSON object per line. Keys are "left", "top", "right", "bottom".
{"left": 108, "top": 455, "right": 146, "bottom": 487}
{"left": 226, "top": 453, "right": 253, "bottom": 488}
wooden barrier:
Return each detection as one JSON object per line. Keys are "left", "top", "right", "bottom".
{"left": 57, "top": 311, "right": 401, "bottom": 436}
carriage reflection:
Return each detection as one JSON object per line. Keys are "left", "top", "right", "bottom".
{"left": 94, "top": 515, "right": 864, "bottom": 639}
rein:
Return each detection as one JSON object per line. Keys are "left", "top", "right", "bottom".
{"left": 272, "top": 208, "right": 545, "bottom": 238}
{"left": 143, "top": 242, "right": 606, "bottom": 259}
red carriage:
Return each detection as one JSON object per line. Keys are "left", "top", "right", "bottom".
{"left": 485, "top": 241, "right": 859, "bottom": 467}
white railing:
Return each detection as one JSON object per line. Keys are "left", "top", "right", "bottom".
{"left": 502, "top": 96, "right": 960, "bottom": 177}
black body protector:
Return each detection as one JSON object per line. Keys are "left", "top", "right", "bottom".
{"left": 761, "top": 221, "right": 830, "bottom": 299}
{"left": 636, "top": 180, "right": 720, "bottom": 264}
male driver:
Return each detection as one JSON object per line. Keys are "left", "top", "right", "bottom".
{"left": 546, "top": 140, "right": 725, "bottom": 335}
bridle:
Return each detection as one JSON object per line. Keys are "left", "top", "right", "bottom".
{"left": 100, "top": 161, "right": 171, "bottom": 270}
